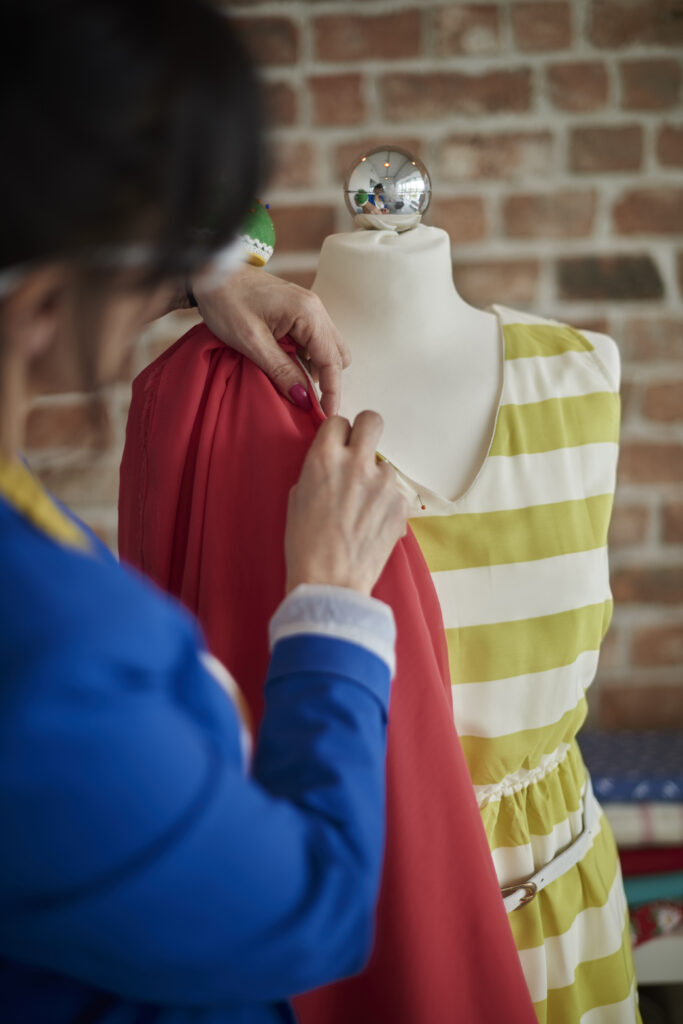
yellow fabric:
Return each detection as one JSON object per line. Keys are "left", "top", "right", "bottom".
{"left": 503, "top": 322, "right": 596, "bottom": 360}
{"left": 443, "top": 600, "right": 614, "bottom": 685}
{"left": 406, "top": 307, "right": 639, "bottom": 1023}
{"left": 412, "top": 494, "right": 615, "bottom": 572}
{"left": 0, "top": 453, "right": 88, "bottom": 551}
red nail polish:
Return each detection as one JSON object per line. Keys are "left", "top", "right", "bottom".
{"left": 289, "top": 384, "right": 312, "bottom": 411}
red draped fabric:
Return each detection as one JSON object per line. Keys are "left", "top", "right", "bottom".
{"left": 119, "top": 323, "right": 536, "bottom": 1024}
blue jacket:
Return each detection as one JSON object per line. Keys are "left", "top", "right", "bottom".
{"left": 0, "top": 495, "right": 393, "bottom": 1023}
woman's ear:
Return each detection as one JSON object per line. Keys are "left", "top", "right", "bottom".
{"left": 2, "top": 264, "right": 67, "bottom": 361}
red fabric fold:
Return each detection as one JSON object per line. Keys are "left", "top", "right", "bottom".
{"left": 119, "top": 323, "right": 536, "bottom": 1024}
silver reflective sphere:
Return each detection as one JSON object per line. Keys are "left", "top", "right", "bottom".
{"left": 343, "top": 146, "right": 432, "bottom": 223}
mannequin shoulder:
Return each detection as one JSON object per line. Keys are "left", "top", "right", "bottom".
{"left": 579, "top": 329, "right": 621, "bottom": 392}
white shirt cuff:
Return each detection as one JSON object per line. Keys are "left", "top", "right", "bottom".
{"left": 269, "top": 584, "right": 396, "bottom": 678}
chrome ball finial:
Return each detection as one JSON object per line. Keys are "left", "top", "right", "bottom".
{"left": 343, "top": 146, "right": 431, "bottom": 232}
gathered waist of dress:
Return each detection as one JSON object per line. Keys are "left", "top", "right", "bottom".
{"left": 473, "top": 741, "right": 575, "bottom": 808}
{"left": 477, "top": 741, "right": 603, "bottom": 890}
{"left": 501, "top": 771, "right": 599, "bottom": 913}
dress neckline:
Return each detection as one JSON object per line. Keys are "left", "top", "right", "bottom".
{"left": 383, "top": 305, "right": 507, "bottom": 517}
{"left": 296, "top": 305, "right": 507, "bottom": 516}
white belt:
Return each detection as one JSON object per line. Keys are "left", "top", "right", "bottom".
{"left": 502, "top": 773, "right": 599, "bottom": 914}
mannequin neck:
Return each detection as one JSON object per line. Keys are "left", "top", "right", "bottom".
{"left": 311, "top": 224, "right": 501, "bottom": 503}
{"left": 312, "top": 224, "right": 491, "bottom": 352}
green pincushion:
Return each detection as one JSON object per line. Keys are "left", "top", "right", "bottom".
{"left": 239, "top": 199, "right": 275, "bottom": 267}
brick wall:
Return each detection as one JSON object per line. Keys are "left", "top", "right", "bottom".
{"left": 27, "top": 0, "right": 683, "bottom": 728}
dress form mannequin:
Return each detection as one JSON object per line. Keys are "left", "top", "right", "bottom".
{"left": 312, "top": 224, "right": 620, "bottom": 500}
{"left": 312, "top": 180, "right": 635, "bottom": 1021}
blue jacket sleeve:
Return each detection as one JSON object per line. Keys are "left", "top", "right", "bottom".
{"left": 0, "top": 622, "right": 392, "bottom": 1006}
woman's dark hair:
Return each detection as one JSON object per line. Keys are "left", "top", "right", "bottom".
{"left": 1, "top": 0, "right": 263, "bottom": 281}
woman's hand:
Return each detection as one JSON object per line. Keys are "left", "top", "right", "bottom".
{"left": 192, "top": 265, "right": 350, "bottom": 417}
{"left": 285, "top": 412, "right": 410, "bottom": 597}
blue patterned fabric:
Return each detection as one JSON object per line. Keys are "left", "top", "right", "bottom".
{"left": 580, "top": 731, "right": 683, "bottom": 803}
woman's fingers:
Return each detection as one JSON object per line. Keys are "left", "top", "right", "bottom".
{"left": 285, "top": 411, "right": 409, "bottom": 596}
{"left": 347, "top": 411, "right": 384, "bottom": 460}
{"left": 312, "top": 412, "right": 382, "bottom": 460}
{"left": 288, "top": 299, "right": 347, "bottom": 417}
{"left": 293, "top": 294, "right": 350, "bottom": 370}
{"left": 239, "top": 320, "right": 314, "bottom": 409}
{"left": 313, "top": 415, "right": 352, "bottom": 451}
{"left": 316, "top": 357, "right": 343, "bottom": 417}
{"left": 192, "top": 267, "right": 348, "bottom": 412}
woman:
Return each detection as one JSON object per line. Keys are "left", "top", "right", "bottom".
{"left": 0, "top": 2, "right": 409, "bottom": 1021}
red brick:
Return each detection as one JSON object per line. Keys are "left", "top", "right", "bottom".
{"left": 434, "top": 5, "right": 501, "bottom": 55}
{"left": 619, "top": 378, "right": 641, "bottom": 420}
{"left": 232, "top": 16, "right": 299, "bottom": 66}
{"left": 613, "top": 188, "right": 683, "bottom": 235}
{"left": 600, "top": 685, "right": 683, "bottom": 730}
{"left": 334, "top": 136, "right": 423, "bottom": 180}
{"left": 574, "top": 317, "right": 611, "bottom": 335}
{"left": 268, "top": 140, "right": 316, "bottom": 190}
{"left": 26, "top": 399, "right": 110, "bottom": 450}
{"left": 87, "top": 520, "right": 117, "bottom": 554}
{"left": 263, "top": 82, "right": 297, "bottom": 127}
{"left": 643, "top": 380, "right": 683, "bottom": 421}
{"left": 658, "top": 124, "right": 683, "bottom": 167}
{"left": 310, "top": 74, "right": 365, "bottom": 126}
{"left": 622, "top": 317, "right": 683, "bottom": 361}
{"left": 546, "top": 61, "right": 608, "bottom": 112}
{"left": 146, "top": 334, "right": 180, "bottom": 365}
{"left": 589, "top": 0, "right": 683, "bottom": 47}
{"left": 608, "top": 504, "right": 650, "bottom": 547}
{"left": 503, "top": 190, "right": 596, "bottom": 238}
{"left": 106, "top": 343, "right": 134, "bottom": 385}
{"left": 511, "top": 2, "right": 572, "bottom": 51}
{"left": 381, "top": 69, "right": 532, "bottom": 121}
{"left": 314, "top": 10, "right": 421, "bottom": 61}
{"left": 619, "top": 375, "right": 637, "bottom": 421}
{"left": 438, "top": 131, "right": 554, "bottom": 181}
{"left": 618, "top": 442, "right": 683, "bottom": 483}
{"left": 620, "top": 59, "right": 682, "bottom": 110}
{"left": 39, "top": 459, "right": 120, "bottom": 506}
{"left": 619, "top": 376, "right": 638, "bottom": 421}
{"left": 570, "top": 125, "right": 643, "bottom": 173}
{"left": 270, "top": 205, "right": 335, "bottom": 253}
{"left": 143, "top": 310, "right": 200, "bottom": 365}
{"left": 612, "top": 566, "right": 683, "bottom": 604}
{"left": 426, "top": 197, "right": 488, "bottom": 243}
{"left": 598, "top": 626, "right": 621, "bottom": 671}
{"left": 633, "top": 624, "right": 683, "bottom": 666}
{"left": 452, "top": 259, "right": 539, "bottom": 307}
{"left": 557, "top": 255, "right": 663, "bottom": 301}
{"left": 663, "top": 503, "right": 683, "bottom": 543}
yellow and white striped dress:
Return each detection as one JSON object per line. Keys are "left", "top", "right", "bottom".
{"left": 403, "top": 306, "right": 639, "bottom": 1023}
